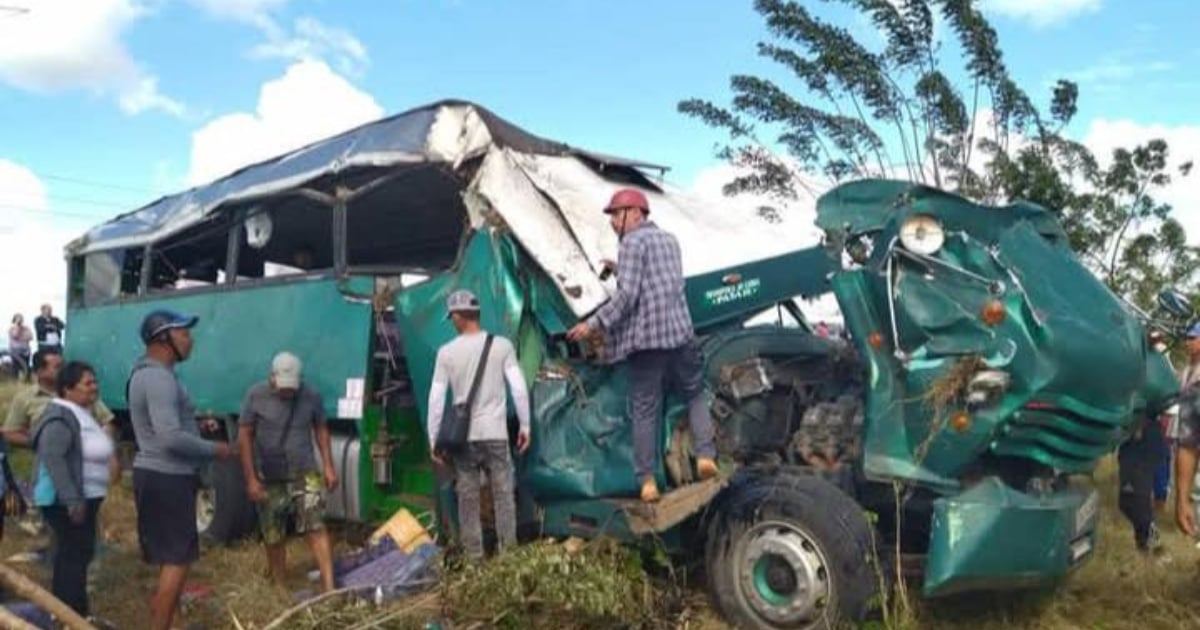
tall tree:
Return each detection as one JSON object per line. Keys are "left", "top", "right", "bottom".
{"left": 681, "top": 0, "right": 1198, "bottom": 313}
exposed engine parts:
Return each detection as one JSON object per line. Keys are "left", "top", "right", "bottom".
{"left": 719, "top": 357, "right": 774, "bottom": 401}
{"left": 788, "top": 395, "right": 864, "bottom": 470}
{"left": 708, "top": 341, "right": 866, "bottom": 471}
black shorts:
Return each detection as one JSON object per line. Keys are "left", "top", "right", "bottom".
{"left": 133, "top": 469, "right": 200, "bottom": 566}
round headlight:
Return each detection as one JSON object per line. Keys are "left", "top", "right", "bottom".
{"left": 899, "top": 214, "right": 945, "bottom": 256}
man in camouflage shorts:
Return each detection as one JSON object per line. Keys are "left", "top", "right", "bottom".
{"left": 257, "top": 471, "right": 326, "bottom": 546}
{"left": 238, "top": 353, "right": 338, "bottom": 591}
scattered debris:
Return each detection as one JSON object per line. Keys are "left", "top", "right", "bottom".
{"left": 3, "top": 602, "right": 51, "bottom": 629}
{"left": 0, "top": 562, "right": 96, "bottom": 630}
{"left": 338, "top": 539, "right": 439, "bottom": 603}
{"left": 369, "top": 508, "right": 435, "bottom": 554}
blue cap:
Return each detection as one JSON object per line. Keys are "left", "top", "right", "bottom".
{"left": 140, "top": 309, "right": 198, "bottom": 345}
{"left": 1187, "top": 322, "right": 1200, "bottom": 339}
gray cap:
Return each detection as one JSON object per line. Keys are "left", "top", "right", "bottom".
{"left": 446, "top": 289, "right": 481, "bottom": 317}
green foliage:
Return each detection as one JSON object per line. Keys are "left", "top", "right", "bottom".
{"left": 682, "top": 0, "right": 1199, "bottom": 313}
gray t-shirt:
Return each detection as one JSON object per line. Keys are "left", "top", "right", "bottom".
{"left": 128, "top": 357, "right": 216, "bottom": 475}
{"left": 238, "top": 382, "right": 326, "bottom": 477}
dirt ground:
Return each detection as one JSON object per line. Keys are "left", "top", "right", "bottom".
{"left": 2, "top": 380, "right": 1200, "bottom": 629}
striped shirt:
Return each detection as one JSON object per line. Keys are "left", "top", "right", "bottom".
{"left": 591, "top": 222, "right": 694, "bottom": 363}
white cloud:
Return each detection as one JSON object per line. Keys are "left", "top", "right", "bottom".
{"left": 189, "top": 0, "right": 368, "bottom": 75}
{"left": 0, "top": 0, "right": 184, "bottom": 117}
{"left": 1083, "top": 118, "right": 1200, "bottom": 244}
{"left": 1057, "top": 58, "right": 1174, "bottom": 94}
{"left": 187, "top": 0, "right": 289, "bottom": 28}
{"left": 119, "top": 76, "right": 186, "bottom": 117}
{"left": 982, "top": 0, "right": 1101, "bottom": 27}
{"left": 187, "top": 60, "right": 384, "bottom": 185}
{"left": 250, "top": 16, "right": 370, "bottom": 76}
{"left": 0, "top": 161, "right": 81, "bottom": 338}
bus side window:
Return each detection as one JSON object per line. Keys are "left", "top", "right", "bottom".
{"left": 73, "top": 249, "right": 142, "bottom": 306}
{"left": 146, "top": 217, "right": 230, "bottom": 294}
{"left": 68, "top": 256, "right": 86, "bottom": 307}
{"left": 234, "top": 199, "right": 334, "bottom": 281}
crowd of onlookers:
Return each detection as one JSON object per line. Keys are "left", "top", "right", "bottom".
{"left": 2, "top": 305, "right": 121, "bottom": 626}
{"left": 0, "top": 306, "right": 342, "bottom": 629}
{"left": 4, "top": 305, "right": 65, "bottom": 382}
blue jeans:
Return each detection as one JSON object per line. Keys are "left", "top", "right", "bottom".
{"left": 452, "top": 440, "right": 516, "bottom": 559}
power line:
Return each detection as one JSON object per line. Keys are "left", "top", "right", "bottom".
{"left": 35, "top": 172, "right": 168, "bottom": 196}
{"left": 0, "top": 203, "right": 110, "bottom": 221}
{"left": 0, "top": 190, "right": 138, "bottom": 210}
{"left": 44, "top": 193, "right": 134, "bottom": 209}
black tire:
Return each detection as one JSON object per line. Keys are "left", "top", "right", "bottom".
{"left": 705, "top": 469, "right": 880, "bottom": 630}
{"left": 200, "top": 458, "right": 257, "bottom": 544}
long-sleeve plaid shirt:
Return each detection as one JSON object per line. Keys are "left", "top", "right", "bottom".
{"left": 590, "top": 222, "right": 694, "bottom": 363}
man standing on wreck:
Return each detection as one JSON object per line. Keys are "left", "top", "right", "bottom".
{"left": 567, "top": 188, "right": 718, "bottom": 502}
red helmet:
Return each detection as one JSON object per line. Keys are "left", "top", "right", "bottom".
{"left": 603, "top": 188, "right": 650, "bottom": 215}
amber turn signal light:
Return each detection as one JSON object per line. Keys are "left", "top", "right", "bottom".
{"left": 981, "top": 300, "right": 1006, "bottom": 326}
{"left": 950, "top": 411, "right": 971, "bottom": 433}
{"left": 868, "top": 332, "right": 884, "bottom": 349}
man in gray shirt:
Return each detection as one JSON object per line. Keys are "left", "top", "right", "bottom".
{"left": 128, "top": 310, "right": 233, "bottom": 630}
{"left": 427, "top": 290, "right": 530, "bottom": 559}
{"left": 238, "top": 352, "right": 337, "bottom": 591}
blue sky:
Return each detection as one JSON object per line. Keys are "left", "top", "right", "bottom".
{"left": 2, "top": 0, "right": 1199, "bottom": 323}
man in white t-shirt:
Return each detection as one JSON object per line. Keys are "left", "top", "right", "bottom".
{"left": 426, "top": 290, "right": 530, "bottom": 559}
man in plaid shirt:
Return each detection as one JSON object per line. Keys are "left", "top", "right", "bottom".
{"left": 568, "top": 188, "right": 718, "bottom": 502}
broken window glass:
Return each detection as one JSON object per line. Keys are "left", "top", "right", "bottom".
{"left": 345, "top": 167, "right": 466, "bottom": 271}
{"left": 72, "top": 249, "right": 146, "bottom": 306}
{"left": 234, "top": 197, "right": 334, "bottom": 281}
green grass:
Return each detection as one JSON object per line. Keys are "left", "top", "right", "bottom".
{"left": 2, "top": 379, "right": 1198, "bottom": 629}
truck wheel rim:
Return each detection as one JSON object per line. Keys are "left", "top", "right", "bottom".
{"left": 196, "top": 488, "right": 215, "bottom": 533}
{"left": 736, "top": 520, "right": 831, "bottom": 626}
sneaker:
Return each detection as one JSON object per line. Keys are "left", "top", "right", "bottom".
{"left": 1137, "top": 523, "right": 1166, "bottom": 555}
{"left": 640, "top": 478, "right": 660, "bottom": 503}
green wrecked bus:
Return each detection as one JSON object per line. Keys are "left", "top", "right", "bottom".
{"left": 62, "top": 100, "right": 1178, "bottom": 629}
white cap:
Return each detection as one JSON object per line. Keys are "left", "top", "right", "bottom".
{"left": 446, "top": 289, "right": 481, "bottom": 318}
{"left": 272, "top": 352, "right": 302, "bottom": 389}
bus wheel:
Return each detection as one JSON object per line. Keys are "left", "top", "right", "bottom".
{"left": 705, "top": 471, "right": 879, "bottom": 630}
{"left": 200, "top": 458, "right": 257, "bottom": 544}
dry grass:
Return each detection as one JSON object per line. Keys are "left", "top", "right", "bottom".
{"left": 2, "top": 380, "right": 1200, "bottom": 629}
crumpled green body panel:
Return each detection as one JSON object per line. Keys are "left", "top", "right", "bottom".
{"left": 820, "top": 180, "right": 1179, "bottom": 482}
{"left": 395, "top": 231, "right": 535, "bottom": 427}
{"left": 815, "top": 179, "right": 1065, "bottom": 242}
{"left": 395, "top": 229, "right": 653, "bottom": 501}
{"left": 527, "top": 366, "right": 645, "bottom": 499}
{"left": 923, "top": 477, "right": 1098, "bottom": 596}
